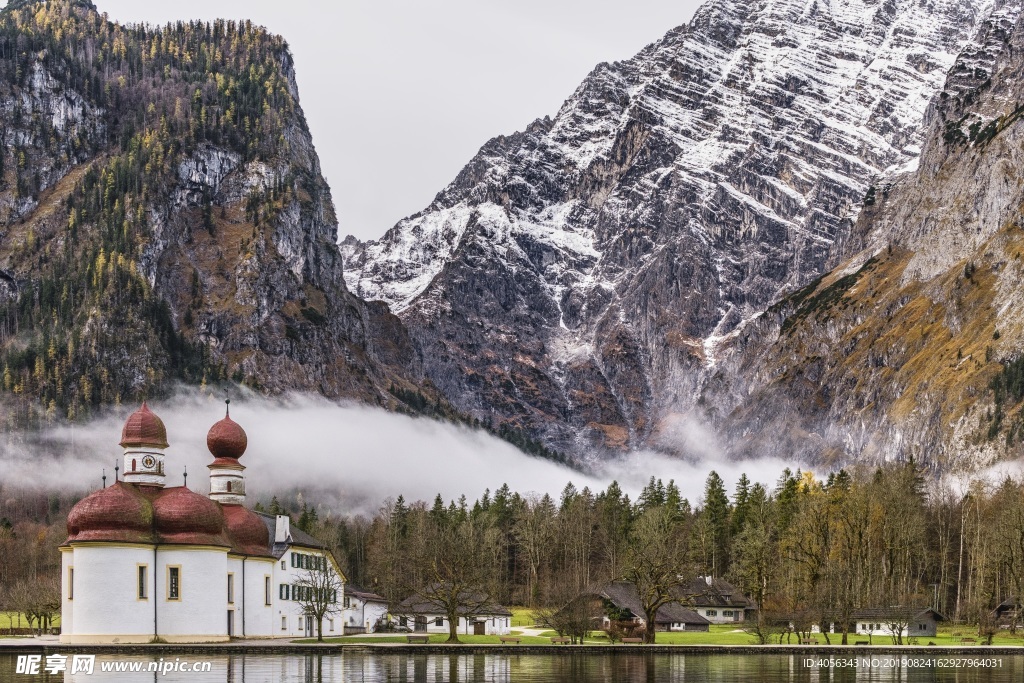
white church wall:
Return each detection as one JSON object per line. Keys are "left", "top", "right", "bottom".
{"left": 62, "top": 545, "right": 155, "bottom": 643}
{"left": 239, "top": 556, "right": 276, "bottom": 637}
{"left": 154, "top": 547, "right": 229, "bottom": 642}
{"left": 60, "top": 549, "right": 73, "bottom": 636}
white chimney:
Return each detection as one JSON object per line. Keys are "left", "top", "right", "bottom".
{"left": 705, "top": 575, "right": 713, "bottom": 586}
{"left": 275, "top": 515, "right": 291, "bottom": 543}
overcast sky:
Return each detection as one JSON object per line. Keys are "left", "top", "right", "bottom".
{"left": 92, "top": 0, "right": 705, "bottom": 241}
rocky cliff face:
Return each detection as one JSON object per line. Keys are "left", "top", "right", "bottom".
{"left": 0, "top": 0, "right": 419, "bottom": 425}
{"left": 707, "top": 0, "right": 1024, "bottom": 469}
{"left": 343, "top": 0, "right": 997, "bottom": 460}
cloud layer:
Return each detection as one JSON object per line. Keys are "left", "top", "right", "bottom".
{"left": 0, "top": 391, "right": 796, "bottom": 514}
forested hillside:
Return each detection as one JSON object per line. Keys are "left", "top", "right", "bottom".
{"left": 0, "top": 0, "right": 420, "bottom": 429}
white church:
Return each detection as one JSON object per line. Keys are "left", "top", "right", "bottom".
{"left": 60, "top": 402, "right": 346, "bottom": 643}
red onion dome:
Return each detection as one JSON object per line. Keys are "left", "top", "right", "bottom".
{"left": 152, "top": 487, "right": 230, "bottom": 546}
{"left": 66, "top": 482, "right": 155, "bottom": 544}
{"left": 207, "top": 404, "right": 247, "bottom": 460}
{"left": 120, "top": 402, "right": 169, "bottom": 449}
{"left": 222, "top": 505, "right": 272, "bottom": 556}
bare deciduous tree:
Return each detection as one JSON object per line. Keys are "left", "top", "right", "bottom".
{"left": 623, "top": 506, "right": 691, "bottom": 644}
{"left": 292, "top": 551, "right": 344, "bottom": 642}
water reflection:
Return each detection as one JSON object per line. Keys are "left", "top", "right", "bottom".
{"left": 0, "top": 652, "right": 1022, "bottom": 682}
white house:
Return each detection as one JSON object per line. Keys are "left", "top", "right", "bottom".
{"left": 852, "top": 608, "right": 944, "bottom": 639}
{"left": 678, "top": 576, "right": 757, "bottom": 624}
{"left": 262, "top": 513, "right": 347, "bottom": 639}
{"left": 344, "top": 585, "right": 389, "bottom": 634}
{"left": 60, "top": 402, "right": 345, "bottom": 643}
{"left": 394, "top": 588, "right": 512, "bottom": 635}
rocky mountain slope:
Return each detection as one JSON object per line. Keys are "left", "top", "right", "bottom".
{"left": 0, "top": 0, "right": 420, "bottom": 427}
{"left": 343, "top": 0, "right": 1000, "bottom": 460}
{"left": 709, "top": 0, "right": 1024, "bottom": 469}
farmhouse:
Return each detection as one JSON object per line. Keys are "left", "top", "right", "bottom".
{"left": 677, "top": 576, "right": 757, "bottom": 624}
{"left": 344, "top": 585, "right": 389, "bottom": 634}
{"left": 595, "top": 581, "right": 710, "bottom": 632}
{"left": 394, "top": 588, "right": 511, "bottom": 635}
{"left": 852, "top": 607, "right": 945, "bottom": 638}
{"left": 59, "top": 403, "right": 345, "bottom": 643}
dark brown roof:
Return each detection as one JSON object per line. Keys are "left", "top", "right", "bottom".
{"left": 676, "top": 577, "right": 757, "bottom": 609}
{"left": 599, "top": 581, "right": 710, "bottom": 625}
{"left": 396, "top": 585, "right": 511, "bottom": 617}
{"left": 346, "top": 585, "right": 387, "bottom": 604}
{"left": 255, "top": 512, "right": 330, "bottom": 558}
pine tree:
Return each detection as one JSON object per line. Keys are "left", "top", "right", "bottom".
{"left": 702, "top": 471, "right": 731, "bottom": 576}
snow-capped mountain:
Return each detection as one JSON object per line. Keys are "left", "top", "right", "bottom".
{"left": 343, "top": 0, "right": 1001, "bottom": 459}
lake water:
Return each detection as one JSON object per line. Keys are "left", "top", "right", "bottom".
{"left": 1, "top": 651, "right": 1023, "bottom": 682}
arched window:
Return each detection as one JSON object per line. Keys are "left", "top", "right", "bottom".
{"left": 227, "top": 481, "right": 232, "bottom": 492}
{"left": 132, "top": 459, "right": 137, "bottom": 471}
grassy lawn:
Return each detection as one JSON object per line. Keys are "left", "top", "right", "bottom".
{"left": 294, "top": 634, "right": 554, "bottom": 645}
{"left": 0, "top": 611, "right": 60, "bottom": 629}
{"left": 642, "top": 626, "right": 759, "bottom": 645}
{"left": 509, "top": 606, "right": 535, "bottom": 628}
{"left": 299, "top": 624, "right": 1024, "bottom": 647}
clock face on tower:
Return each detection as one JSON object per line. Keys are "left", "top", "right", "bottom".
{"left": 141, "top": 455, "right": 156, "bottom": 469}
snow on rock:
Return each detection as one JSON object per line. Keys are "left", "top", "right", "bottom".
{"left": 342, "top": 0, "right": 1001, "bottom": 458}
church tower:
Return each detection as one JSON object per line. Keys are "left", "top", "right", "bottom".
{"left": 207, "top": 401, "right": 248, "bottom": 505}
{"left": 120, "top": 402, "right": 168, "bottom": 487}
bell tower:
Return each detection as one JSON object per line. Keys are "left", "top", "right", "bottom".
{"left": 207, "top": 400, "right": 248, "bottom": 505}
{"left": 120, "top": 402, "right": 169, "bottom": 488}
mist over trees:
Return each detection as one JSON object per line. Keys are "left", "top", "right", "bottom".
{"left": 5, "top": 462, "right": 1024, "bottom": 637}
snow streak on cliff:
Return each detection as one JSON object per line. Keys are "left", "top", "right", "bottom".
{"left": 342, "top": 0, "right": 999, "bottom": 458}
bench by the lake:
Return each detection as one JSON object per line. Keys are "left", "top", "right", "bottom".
{"left": 406, "top": 634, "right": 430, "bottom": 644}
{"left": 499, "top": 636, "right": 522, "bottom": 644}
{"left": 800, "top": 639, "right": 818, "bottom": 645}
{"left": 854, "top": 640, "right": 869, "bottom": 646}
{"left": 550, "top": 636, "right": 570, "bottom": 644}
{"left": 961, "top": 637, "right": 977, "bottom": 644}
{"left": 622, "top": 637, "right": 644, "bottom": 644}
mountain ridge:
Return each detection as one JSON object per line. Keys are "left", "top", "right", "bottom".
{"left": 342, "top": 0, "right": 1000, "bottom": 462}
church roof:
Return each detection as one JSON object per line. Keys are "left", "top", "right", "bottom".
{"left": 222, "top": 504, "right": 272, "bottom": 557}
{"left": 67, "top": 483, "right": 228, "bottom": 547}
{"left": 120, "top": 402, "right": 169, "bottom": 449}
{"left": 66, "top": 482, "right": 275, "bottom": 556}
{"left": 207, "top": 404, "right": 247, "bottom": 460}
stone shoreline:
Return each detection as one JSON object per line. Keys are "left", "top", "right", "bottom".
{"left": 1, "top": 641, "right": 1022, "bottom": 656}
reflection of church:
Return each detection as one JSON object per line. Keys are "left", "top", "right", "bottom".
{"left": 59, "top": 403, "right": 344, "bottom": 643}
